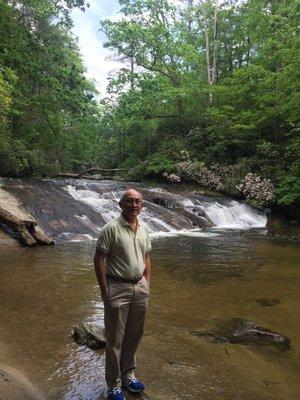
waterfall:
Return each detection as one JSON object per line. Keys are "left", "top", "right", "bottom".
{"left": 65, "top": 182, "right": 267, "bottom": 238}
{"left": 200, "top": 200, "right": 267, "bottom": 229}
{"left": 0, "top": 178, "right": 267, "bottom": 242}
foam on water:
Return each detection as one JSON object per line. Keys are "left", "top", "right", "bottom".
{"left": 150, "top": 230, "right": 219, "bottom": 239}
{"left": 65, "top": 183, "right": 267, "bottom": 240}
{"left": 56, "top": 232, "right": 95, "bottom": 242}
{"left": 198, "top": 200, "right": 267, "bottom": 229}
{"left": 66, "top": 185, "right": 121, "bottom": 223}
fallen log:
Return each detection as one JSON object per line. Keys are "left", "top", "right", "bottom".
{"left": 58, "top": 174, "right": 118, "bottom": 180}
{"left": 28, "top": 226, "right": 55, "bottom": 246}
{"left": 57, "top": 172, "right": 79, "bottom": 178}
{"left": 77, "top": 167, "right": 126, "bottom": 176}
{"left": 58, "top": 167, "right": 127, "bottom": 179}
{"left": 80, "top": 175, "right": 116, "bottom": 180}
{"left": 0, "top": 207, "right": 54, "bottom": 247}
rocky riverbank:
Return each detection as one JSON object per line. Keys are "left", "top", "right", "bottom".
{"left": 0, "top": 364, "right": 45, "bottom": 400}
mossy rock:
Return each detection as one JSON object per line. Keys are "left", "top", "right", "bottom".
{"left": 72, "top": 322, "right": 106, "bottom": 349}
{"left": 192, "top": 318, "right": 291, "bottom": 350}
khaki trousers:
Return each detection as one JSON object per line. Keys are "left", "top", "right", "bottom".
{"left": 104, "top": 276, "right": 150, "bottom": 389}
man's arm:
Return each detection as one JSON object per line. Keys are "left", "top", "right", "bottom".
{"left": 94, "top": 249, "right": 108, "bottom": 300}
{"left": 143, "top": 251, "right": 151, "bottom": 283}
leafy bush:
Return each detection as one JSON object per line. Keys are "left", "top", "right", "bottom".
{"left": 157, "top": 137, "right": 189, "bottom": 162}
{"left": 146, "top": 153, "right": 176, "bottom": 175}
{"left": 211, "top": 162, "right": 249, "bottom": 196}
{"left": 126, "top": 161, "right": 148, "bottom": 182}
{"left": 276, "top": 175, "right": 300, "bottom": 206}
{"left": 126, "top": 153, "right": 176, "bottom": 181}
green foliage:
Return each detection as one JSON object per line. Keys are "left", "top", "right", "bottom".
{"left": 0, "top": 0, "right": 298, "bottom": 210}
{"left": 276, "top": 175, "right": 300, "bottom": 206}
{"left": 0, "top": 0, "right": 100, "bottom": 176}
{"left": 145, "top": 153, "right": 176, "bottom": 176}
{"left": 97, "top": 0, "right": 298, "bottom": 208}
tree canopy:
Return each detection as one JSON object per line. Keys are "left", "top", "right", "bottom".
{"left": 99, "top": 0, "right": 299, "bottom": 208}
{"left": 0, "top": 0, "right": 100, "bottom": 176}
{"left": 0, "top": 0, "right": 299, "bottom": 209}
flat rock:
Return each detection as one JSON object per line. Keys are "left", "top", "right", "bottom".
{"left": 72, "top": 322, "right": 106, "bottom": 349}
{"left": 192, "top": 318, "right": 291, "bottom": 350}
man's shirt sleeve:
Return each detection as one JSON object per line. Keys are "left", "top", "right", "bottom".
{"left": 96, "top": 224, "right": 113, "bottom": 254}
{"left": 145, "top": 227, "right": 152, "bottom": 253}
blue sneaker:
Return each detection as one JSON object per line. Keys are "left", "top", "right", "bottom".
{"left": 108, "top": 387, "right": 125, "bottom": 400}
{"left": 125, "top": 377, "right": 145, "bottom": 393}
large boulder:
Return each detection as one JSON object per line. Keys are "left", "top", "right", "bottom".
{"left": 192, "top": 318, "right": 291, "bottom": 350}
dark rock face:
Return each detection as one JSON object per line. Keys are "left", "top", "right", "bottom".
{"left": 141, "top": 189, "right": 213, "bottom": 228}
{"left": 192, "top": 318, "right": 291, "bottom": 350}
{"left": 72, "top": 322, "right": 106, "bottom": 349}
{"left": 255, "top": 298, "right": 281, "bottom": 307}
{"left": 152, "top": 197, "right": 175, "bottom": 208}
{"left": 4, "top": 180, "right": 107, "bottom": 237}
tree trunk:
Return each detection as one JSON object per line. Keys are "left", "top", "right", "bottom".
{"left": 0, "top": 207, "right": 54, "bottom": 246}
{"left": 204, "top": 4, "right": 211, "bottom": 87}
{"left": 130, "top": 52, "right": 135, "bottom": 90}
{"left": 203, "top": 0, "right": 219, "bottom": 104}
{"left": 212, "top": 0, "right": 219, "bottom": 84}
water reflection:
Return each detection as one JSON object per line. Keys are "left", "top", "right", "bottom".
{"left": 0, "top": 228, "right": 299, "bottom": 400}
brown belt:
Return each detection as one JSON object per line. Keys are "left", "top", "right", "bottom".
{"left": 107, "top": 274, "right": 143, "bottom": 284}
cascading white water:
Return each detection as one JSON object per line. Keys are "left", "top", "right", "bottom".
{"left": 67, "top": 185, "right": 121, "bottom": 223}
{"left": 180, "top": 197, "right": 267, "bottom": 229}
{"left": 65, "top": 184, "right": 267, "bottom": 238}
{"left": 200, "top": 200, "right": 267, "bottom": 229}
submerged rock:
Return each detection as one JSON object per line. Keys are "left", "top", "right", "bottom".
{"left": 192, "top": 318, "right": 291, "bottom": 350}
{"left": 72, "top": 322, "right": 106, "bottom": 349}
{"left": 255, "top": 298, "right": 281, "bottom": 307}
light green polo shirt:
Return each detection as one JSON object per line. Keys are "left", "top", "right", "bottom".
{"left": 96, "top": 214, "right": 151, "bottom": 279}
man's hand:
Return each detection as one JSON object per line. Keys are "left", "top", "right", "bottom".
{"left": 94, "top": 250, "right": 108, "bottom": 300}
{"left": 143, "top": 252, "right": 151, "bottom": 283}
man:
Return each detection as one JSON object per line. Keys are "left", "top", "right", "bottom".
{"left": 94, "top": 189, "right": 151, "bottom": 400}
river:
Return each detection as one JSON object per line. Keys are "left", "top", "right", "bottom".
{"left": 0, "top": 179, "right": 299, "bottom": 400}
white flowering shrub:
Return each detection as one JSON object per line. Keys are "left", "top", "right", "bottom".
{"left": 236, "top": 173, "right": 275, "bottom": 206}
{"left": 178, "top": 161, "right": 224, "bottom": 191}
{"left": 162, "top": 172, "right": 181, "bottom": 183}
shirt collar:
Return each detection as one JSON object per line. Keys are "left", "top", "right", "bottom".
{"left": 119, "top": 213, "right": 140, "bottom": 227}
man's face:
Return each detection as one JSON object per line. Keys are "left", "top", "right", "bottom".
{"left": 119, "top": 190, "right": 143, "bottom": 219}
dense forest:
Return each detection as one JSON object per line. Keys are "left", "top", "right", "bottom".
{"left": 0, "top": 0, "right": 299, "bottom": 210}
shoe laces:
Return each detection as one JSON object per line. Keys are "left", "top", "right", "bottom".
{"left": 111, "top": 387, "right": 122, "bottom": 394}
{"left": 130, "top": 377, "right": 138, "bottom": 384}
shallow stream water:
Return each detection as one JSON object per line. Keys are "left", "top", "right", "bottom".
{"left": 0, "top": 227, "right": 299, "bottom": 400}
